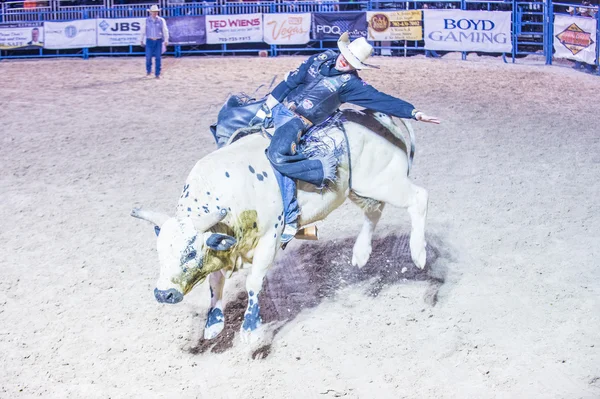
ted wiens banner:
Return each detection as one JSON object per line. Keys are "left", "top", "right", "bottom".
{"left": 0, "top": 22, "right": 44, "bottom": 50}
{"left": 263, "top": 13, "right": 311, "bottom": 45}
{"left": 312, "top": 12, "right": 367, "bottom": 40}
{"left": 367, "top": 11, "right": 423, "bottom": 41}
{"left": 554, "top": 14, "right": 597, "bottom": 64}
{"left": 424, "top": 10, "right": 512, "bottom": 52}
{"left": 44, "top": 20, "right": 96, "bottom": 49}
{"left": 206, "top": 13, "right": 263, "bottom": 44}
{"left": 167, "top": 16, "right": 206, "bottom": 45}
{"left": 96, "top": 18, "right": 145, "bottom": 47}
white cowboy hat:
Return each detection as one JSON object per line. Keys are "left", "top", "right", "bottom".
{"left": 147, "top": 5, "right": 160, "bottom": 12}
{"left": 337, "top": 32, "right": 379, "bottom": 70}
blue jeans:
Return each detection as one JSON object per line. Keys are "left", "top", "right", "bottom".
{"left": 145, "top": 38, "right": 163, "bottom": 77}
{"left": 425, "top": 49, "right": 440, "bottom": 58}
{"left": 268, "top": 104, "right": 301, "bottom": 226}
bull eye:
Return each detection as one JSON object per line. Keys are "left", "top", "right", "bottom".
{"left": 187, "top": 250, "right": 197, "bottom": 260}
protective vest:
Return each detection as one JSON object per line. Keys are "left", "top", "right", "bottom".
{"left": 286, "top": 50, "right": 355, "bottom": 125}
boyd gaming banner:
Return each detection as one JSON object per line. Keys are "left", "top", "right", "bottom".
{"left": 0, "top": 22, "right": 44, "bottom": 50}
{"left": 312, "top": 12, "right": 367, "bottom": 40}
{"left": 554, "top": 14, "right": 597, "bottom": 65}
{"left": 263, "top": 13, "right": 311, "bottom": 45}
{"left": 45, "top": 20, "right": 96, "bottom": 49}
{"left": 167, "top": 16, "right": 206, "bottom": 45}
{"left": 96, "top": 18, "right": 145, "bottom": 47}
{"left": 424, "top": 10, "right": 512, "bottom": 53}
{"left": 367, "top": 11, "right": 422, "bottom": 41}
{"left": 206, "top": 13, "right": 263, "bottom": 44}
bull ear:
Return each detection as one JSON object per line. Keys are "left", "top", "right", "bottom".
{"left": 205, "top": 233, "right": 236, "bottom": 251}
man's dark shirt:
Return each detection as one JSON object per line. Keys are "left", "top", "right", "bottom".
{"left": 271, "top": 52, "right": 416, "bottom": 119}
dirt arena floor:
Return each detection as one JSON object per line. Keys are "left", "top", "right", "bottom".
{"left": 1, "top": 53, "right": 599, "bottom": 399}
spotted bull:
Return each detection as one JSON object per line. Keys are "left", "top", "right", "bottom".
{"left": 131, "top": 110, "right": 428, "bottom": 340}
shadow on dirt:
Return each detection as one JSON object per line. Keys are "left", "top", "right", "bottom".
{"left": 188, "top": 233, "right": 449, "bottom": 357}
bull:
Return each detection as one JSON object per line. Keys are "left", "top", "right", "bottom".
{"left": 131, "top": 109, "right": 428, "bottom": 340}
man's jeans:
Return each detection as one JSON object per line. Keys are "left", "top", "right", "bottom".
{"left": 145, "top": 39, "right": 163, "bottom": 77}
{"left": 269, "top": 104, "right": 300, "bottom": 226}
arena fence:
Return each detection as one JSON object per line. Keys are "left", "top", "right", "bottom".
{"left": 0, "top": 0, "right": 598, "bottom": 75}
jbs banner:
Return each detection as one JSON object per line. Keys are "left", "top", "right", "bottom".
{"left": 0, "top": 22, "right": 44, "bottom": 50}
{"left": 312, "top": 12, "right": 367, "bottom": 40}
{"left": 206, "top": 13, "right": 263, "bottom": 44}
{"left": 96, "top": 18, "right": 145, "bottom": 47}
{"left": 45, "top": 20, "right": 96, "bottom": 49}
{"left": 263, "top": 13, "right": 311, "bottom": 45}
{"left": 167, "top": 16, "right": 206, "bottom": 45}
{"left": 554, "top": 14, "right": 597, "bottom": 65}
{"left": 424, "top": 10, "right": 512, "bottom": 52}
{"left": 367, "top": 11, "right": 422, "bottom": 41}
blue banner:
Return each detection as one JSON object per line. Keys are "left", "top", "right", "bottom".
{"left": 312, "top": 12, "right": 367, "bottom": 40}
{"left": 166, "top": 16, "right": 206, "bottom": 45}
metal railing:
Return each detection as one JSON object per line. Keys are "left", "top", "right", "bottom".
{"left": 1, "top": 0, "right": 598, "bottom": 75}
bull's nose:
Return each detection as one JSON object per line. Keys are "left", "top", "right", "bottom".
{"left": 154, "top": 288, "right": 183, "bottom": 304}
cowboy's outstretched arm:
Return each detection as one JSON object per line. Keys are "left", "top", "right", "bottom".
{"left": 340, "top": 78, "right": 441, "bottom": 124}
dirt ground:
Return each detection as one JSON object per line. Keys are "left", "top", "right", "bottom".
{"left": 1, "top": 53, "right": 599, "bottom": 399}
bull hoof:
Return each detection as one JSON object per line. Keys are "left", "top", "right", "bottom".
{"left": 239, "top": 321, "right": 268, "bottom": 346}
{"left": 204, "top": 307, "right": 224, "bottom": 340}
{"left": 411, "top": 243, "right": 427, "bottom": 269}
{"left": 352, "top": 243, "right": 372, "bottom": 268}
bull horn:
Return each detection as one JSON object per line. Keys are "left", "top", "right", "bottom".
{"left": 131, "top": 207, "right": 170, "bottom": 226}
{"left": 191, "top": 209, "right": 228, "bottom": 232}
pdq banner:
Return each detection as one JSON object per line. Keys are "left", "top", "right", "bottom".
{"left": 367, "top": 11, "right": 422, "bottom": 41}
{"left": 166, "top": 16, "right": 206, "bottom": 45}
{"left": 0, "top": 22, "right": 44, "bottom": 50}
{"left": 263, "top": 13, "right": 311, "bottom": 45}
{"left": 45, "top": 20, "right": 96, "bottom": 49}
{"left": 312, "top": 12, "right": 367, "bottom": 40}
{"left": 96, "top": 18, "right": 145, "bottom": 47}
{"left": 554, "top": 14, "right": 597, "bottom": 64}
{"left": 206, "top": 13, "right": 263, "bottom": 44}
{"left": 424, "top": 10, "right": 512, "bottom": 52}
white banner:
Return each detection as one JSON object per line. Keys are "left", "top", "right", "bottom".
{"left": 206, "top": 13, "right": 263, "bottom": 44}
{"left": 97, "top": 18, "right": 146, "bottom": 47}
{"left": 554, "top": 14, "right": 597, "bottom": 64}
{"left": 0, "top": 22, "right": 44, "bottom": 50}
{"left": 263, "top": 13, "right": 311, "bottom": 45}
{"left": 45, "top": 20, "right": 96, "bottom": 49}
{"left": 424, "top": 10, "right": 512, "bottom": 53}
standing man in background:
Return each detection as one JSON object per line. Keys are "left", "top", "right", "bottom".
{"left": 141, "top": 5, "right": 169, "bottom": 79}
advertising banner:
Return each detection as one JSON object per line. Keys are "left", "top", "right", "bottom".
{"left": 263, "top": 13, "right": 311, "bottom": 45}
{"left": 312, "top": 12, "right": 367, "bottom": 40}
{"left": 206, "top": 13, "right": 263, "bottom": 44}
{"left": 554, "top": 14, "right": 597, "bottom": 64}
{"left": 424, "top": 10, "right": 512, "bottom": 53}
{"left": 166, "top": 16, "right": 206, "bottom": 45}
{"left": 45, "top": 20, "right": 97, "bottom": 49}
{"left": 96, "top": 18, "right": 145, "bottom": 47}
{"left": 367, "top": 11, "right": 422, "bottom": 41}
{"left": 0, "top": 22, "right": 44, "bottom": 50}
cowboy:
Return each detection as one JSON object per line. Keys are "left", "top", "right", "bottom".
{"left": 253, "top": 32, "right": 440, "bottom": 244}
{"left": 140, "top": 5, "right": 169, "bottom": 79}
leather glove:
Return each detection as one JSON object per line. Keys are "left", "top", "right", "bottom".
{"left": 250, "top": 95, "right": 279, "bottom": 127}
